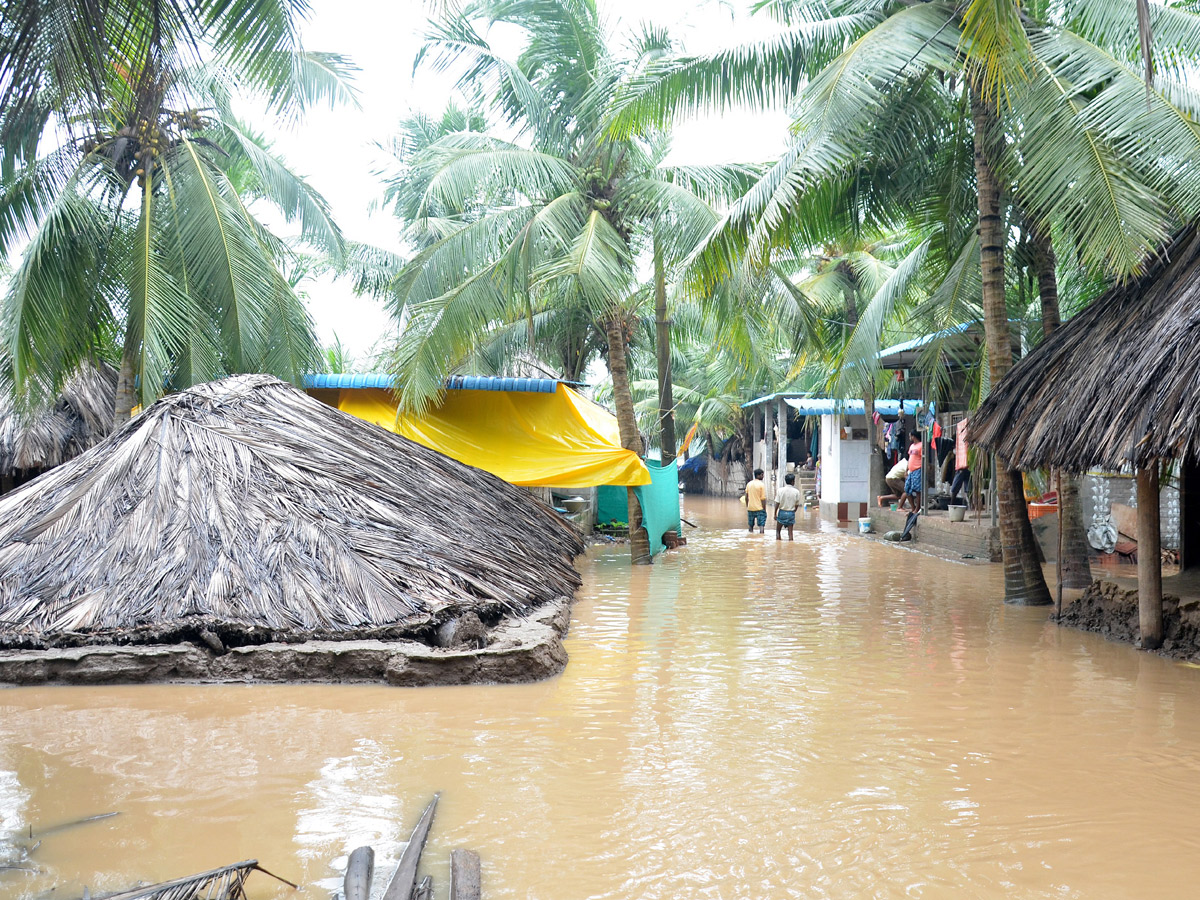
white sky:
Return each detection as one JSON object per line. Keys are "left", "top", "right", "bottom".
{"left": 266, "top": 0, "right": 793, "bottom": 362}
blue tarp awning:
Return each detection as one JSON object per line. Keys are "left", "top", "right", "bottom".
{"left": 784, "top": 398, "right": 925, "bottom": 416}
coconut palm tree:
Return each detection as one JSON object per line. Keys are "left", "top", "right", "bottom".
{"left": 0, "top": 0, "right": 356, "bottom": 421}
{"left": 610, "top": 0, "right": 1200, "bottom": 603}
{"left": 386, "top": 1, "right": 760, "bottom": 564}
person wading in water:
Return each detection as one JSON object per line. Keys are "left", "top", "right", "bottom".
{"left": 774, "top": 472, "right": 801, "bottom": 541}
{"left": 743, "top": 468, "right": 767, "bottom": 534}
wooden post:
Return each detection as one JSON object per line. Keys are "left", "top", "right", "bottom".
{"left": 1055, "top": 470, "right": 1063, "bottom": 620}
{"left": 752, "top": 407, "right": 763, "bottom": 473}
{"left": 344, "top": 847, "right": 374, "bottom": 900}
{"left": 776, "top": 397, "right": 788, "bottom": 497}
{"left": 450, "top": 850, "right": 482, "bottom": 900}
{"left": 1137, "top": 462, "right": 1164, "bottom": 650}
{"left": 763, "top": 401, "right": 775, "bottom": 502}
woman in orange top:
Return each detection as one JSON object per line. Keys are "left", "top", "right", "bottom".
{"left": 899, "top": 432, "right": 923, "bottom": 511}
{"left": 950, "top": 418, "right": 970, "bottom": 505}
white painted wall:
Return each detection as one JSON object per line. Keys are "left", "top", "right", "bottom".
{"left": 819, "top": 413, "right": 871, "bottom": 504}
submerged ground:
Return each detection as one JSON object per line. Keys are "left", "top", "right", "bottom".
{"left": 3, "top": 497, "right": 1200, "bottom": 898}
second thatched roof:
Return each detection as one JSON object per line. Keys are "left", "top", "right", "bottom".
{"left": 0, "top": 363, "right": 118, "bottom": 475}
{"left": 0, "top": 375, "right": 584, "bottom": 648}
{"left": 971, "top": 225, "right": 1200, "bottom": 472}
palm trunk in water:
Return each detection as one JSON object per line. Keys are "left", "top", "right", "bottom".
{"left": 972, "top": 89, "right": 1051, "bottom": 605}
{"left": 605, "top": 316, "right": 652, "bottom": 565}
{"left": 653, "top": 238, "right": 677, "bottom": 466}
{"left": 1030, "top": 221, "right": 1092, "bottom": 590}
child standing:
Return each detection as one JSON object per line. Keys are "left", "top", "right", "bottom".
{"left": 744, "top": 468, "right": 767, "bottom": 533}
{"left": 774, "top": 472, "right": 802, "bottom": 541}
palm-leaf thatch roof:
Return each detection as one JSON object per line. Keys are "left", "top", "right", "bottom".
{"left": 971, "top": 225, "right": 1200, "bottom": 472}
{"left": 0, "top": 375, "right": 584, "bottom": 649}
{"left": 0, "top": 363, "right": 118, "bottom": 474}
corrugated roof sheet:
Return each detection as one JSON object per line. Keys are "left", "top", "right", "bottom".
{"left": 875, "top": 322, "right": 973, "bottom": 360}
{"left": 304, "top": 374, "right": 563, "bottom": 393}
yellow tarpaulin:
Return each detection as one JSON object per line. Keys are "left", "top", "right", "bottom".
{"left": 335, "top": 384, "right": 650, "bottom": 487}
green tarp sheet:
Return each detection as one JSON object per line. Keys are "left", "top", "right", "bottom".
{"left": 596, "top": 460, "right": 681, "bottom": 557}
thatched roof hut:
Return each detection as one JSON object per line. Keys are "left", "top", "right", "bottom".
{"left": 0, "top": 375, "right": 584, "bottom": 650}
{"left": 0, "top": 363, "right": 118, "bottom": 478}
{"left": 971, "top": 226, "right": 1200, "bottom": 651}
{"left": 971, "top": 225, "right": 1200, "bottom": 471}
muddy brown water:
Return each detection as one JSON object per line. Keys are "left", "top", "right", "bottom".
{"left": 3, "top": 497, "right": 1200, "bottom": 899}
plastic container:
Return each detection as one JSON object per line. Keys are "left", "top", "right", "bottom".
{"left": 890, "top": 502, "right": 898, "bottom": 511}
{"left": 857, "top": 517, "right": 872, "bottom": 534}
{"left": 948, "top": 504, "right": 967, "bottom": 523}
{"left": 1028, "top": 501, "right": 1058, "bottom": 520}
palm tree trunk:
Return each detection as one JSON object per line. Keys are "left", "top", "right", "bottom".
{"left": 972, "top": 89, "right": 1051, "bottom": 606}
{"left": 1030, "top": 221, "right": 1092, "bottom": 590}
{"left": 653, "top": 237, "right": 677, "bottom": 466}
{"left": 113, "top": 323, "right": 139, "bottom": 426}
{"left": 605, "top": 315, "right": 652, "bottom": 565}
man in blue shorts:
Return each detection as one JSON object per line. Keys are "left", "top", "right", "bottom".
{"left": 774, "top": 472, "right": 802, "bottom": 541}
{"left": 744, "top": 468, "right": 767, "bottom": 533}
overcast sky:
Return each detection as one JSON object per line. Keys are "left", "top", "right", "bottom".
{"left": 265, "top": 0, "right": 793, "bottom": 362}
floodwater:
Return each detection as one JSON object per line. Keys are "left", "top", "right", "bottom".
{"left": 2, "top": 497, "right": 1200, "bottom": 899}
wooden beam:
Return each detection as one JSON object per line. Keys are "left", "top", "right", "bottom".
{"left": 381, "top": 795, "right": 439, "bottom": 900}
{"left": 1137, "top": 463, "right": 1164, "bottom": 650}
{"left": 449, "top": 849, "right": 482, "bottom": 900}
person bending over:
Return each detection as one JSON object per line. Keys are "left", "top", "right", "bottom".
{"left": 775, "top": 472, "right": 802, "bottom": 541}
{"left": 878, "top": 456, "right": 909, "bottom": 507}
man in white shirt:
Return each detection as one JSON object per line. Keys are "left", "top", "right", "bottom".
{"left": 774, "top": 472, "right": 802, "bottom": 541}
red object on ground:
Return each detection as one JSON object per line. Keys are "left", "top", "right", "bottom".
{"left": 1028, "top": 501, "right": 1058, "bottom": 520}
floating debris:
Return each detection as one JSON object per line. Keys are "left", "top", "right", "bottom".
{"left": 97, "top": 860, "right": 294, "bottom": 900}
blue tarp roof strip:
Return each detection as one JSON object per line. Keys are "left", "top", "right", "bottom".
{"left": 303, "top": 373, "right": 563, "bottom": 393}
{"left": 783, "top": 398, "right": 926, "bottom": 416}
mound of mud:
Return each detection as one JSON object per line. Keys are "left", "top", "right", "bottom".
{"left": 1059, "top": 580, "right": 1200, "bottom": 657}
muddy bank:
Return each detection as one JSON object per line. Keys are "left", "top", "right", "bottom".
{"left": 0, "top": 597, "right": 573, "bottom": 686}
{"left": 1058, "top": 580, "right": 1200, "bottom": 658}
